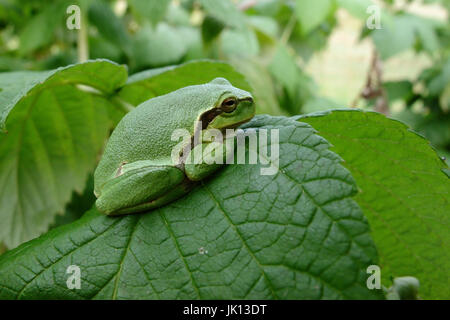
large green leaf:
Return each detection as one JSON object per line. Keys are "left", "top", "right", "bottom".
{"left": 118, "top": 60, "right": 252, "bottom": 106}
{"left": 0, "top": 60, "right": 128, "bottom": 248}
{"left": 300, "top": 110, "right": 450, "bottom": 299}
{"left": 0, "top": 116, "right": 381, "bottom": 300}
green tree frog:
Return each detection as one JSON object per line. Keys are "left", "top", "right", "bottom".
{"left": 94, "top": 78, "right": 254, "bottom": 216}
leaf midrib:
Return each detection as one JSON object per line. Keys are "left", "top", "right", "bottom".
{"left": 201, "top": 182, "right": 279, "bottom": 299}
{"left": 111, "top": 217, "right": 140, "bottom": 300}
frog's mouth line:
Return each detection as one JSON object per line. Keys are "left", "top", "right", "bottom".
{"left": 200, "top": 108, "right": 224, "bottom": 129}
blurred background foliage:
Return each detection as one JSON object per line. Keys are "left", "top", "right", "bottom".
{"left": 0, "top": 0, "right": 448, "bottom": 162}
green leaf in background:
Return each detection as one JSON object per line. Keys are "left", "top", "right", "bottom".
{"left": 229, "top": 58, "right": 285, "bottom": 115}
{"left": 88, "top": 0, "right": 132, "bottom": 56}
{"left": 428, "top": 58, "right": 450, "bottom": 96}
{"left": 118, "top": 60, "right": 252, "bottom": 106}
{"left": 295, "top": 0, "right": 334, "bottom": 35}
{"left": 0, "top": 57, "right": 29, "bottom": 72}
{"left": 252, "top": 0, "right": 282, "bottom": 17}
{"left": 178, "top": 27, "right": 205, "bottom": 62}
{"left": 0, "top": 116, "right": 381, "bottom": 300}
{"left": 128, "top": 0, "right": 171, "bottom": 26}
{"left": 246, "top": 15, "right": 279, "bottom": 40}
{"left": 50, "top": 175, "right": 97, "bottom": 230}
{"left": 336, "top": 0, "right": 374, "bottom": 20}
{"left": 300, "top": 110, "right": 450, "bottom": 299}
{"left": 383, "top": 81, "right": 414, "bottom": 103}
{"left": 269, "top": 45, "right": 316, "bottom": 114}
{"left": 220, "top": 28, "right": 260, "bottom": 58}
{"left": 165, "top": 2, "right": 191, "bottom": 26}
{"left": 411, "top": 15, "right": 440, "bottom": 53}
{"left": 269, "top": 45, "right": 301, "bottom": 102}
{"left": 132, "top": 23, "right": 188, "bottom": 69}
{"left": 302, "top": 96, "right": 345, "bottom": 114}
{"left": 440, "top": 85, "right": 450, "bottom": 112}
{"left": 89, "top": 35, "right": 124, "bottom": 62}
{"left": 201, "top": 16, "right": 225, "bottom": 44}
{"left": 289, "top": 22, "right": 336, "bottom": 62}
{"left": 18, "top": 1, "right": 68, "bottom": 55}
{"left": 371, "top": 13, "right": 439, "bottom": 60}
{"left": 200, "top": 0, "right": 246, "bottom": 29}
{"left": 0, "top": 60, "right": 127, "bottom": 248}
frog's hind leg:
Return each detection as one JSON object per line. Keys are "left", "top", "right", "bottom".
{"left": 115, "top": 183, "right": 193, "bottom": 215}
{"left": 95, "top": 160, "right": 185, "bottom": 216}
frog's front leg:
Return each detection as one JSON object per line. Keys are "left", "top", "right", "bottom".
{"left": 184, "top": 136, "right": 234, "bottom": 181}
{"left": 96, "top": 160, "right": 185, "bottom": 216}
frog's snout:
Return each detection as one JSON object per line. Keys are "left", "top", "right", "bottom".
{"left": 240, "top": 96, "right": 254, "bottom": 104}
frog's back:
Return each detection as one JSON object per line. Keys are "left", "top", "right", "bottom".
{"left": 94, "top": 84, "right": 219, "bottom": 189}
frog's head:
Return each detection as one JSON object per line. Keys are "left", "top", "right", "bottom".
{"left": 201, "top": 77, "right": 255, "bottom": 131}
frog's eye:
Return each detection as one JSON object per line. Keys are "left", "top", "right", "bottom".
{"left": 221, "top": 98, "right": 237, "bottom": 113}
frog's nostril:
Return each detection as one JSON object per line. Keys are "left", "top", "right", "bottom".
{"left": 241, "top": 97, "right": 253, "bottom": 104}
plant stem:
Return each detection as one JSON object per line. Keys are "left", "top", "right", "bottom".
{"left": 280, "top": 12, "right": 297, "bottom": 46}
{"left": 77, "top": 4, "right": 89, "bottom": 62}
{"left": 111, "top": 95, "right": 135, "bottom": 113}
